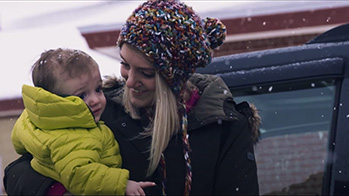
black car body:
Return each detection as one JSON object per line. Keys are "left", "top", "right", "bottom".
{"left": 197, "top": 23, "right": 349, "bottom": 195}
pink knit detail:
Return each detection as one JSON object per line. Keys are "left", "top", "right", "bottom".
{"left": 186, "top": 89, "right": 201, "bottom": 113}
{"left": 46, "top": 182, "right": 67, "bottom": 196}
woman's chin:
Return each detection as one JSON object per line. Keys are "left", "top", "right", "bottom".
{"left": 131, "top": 98, "right": 151, "bottom": 108}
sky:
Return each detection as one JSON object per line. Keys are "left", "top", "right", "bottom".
{"left": 1, "top": 0, "right": 349, "bottom": 100}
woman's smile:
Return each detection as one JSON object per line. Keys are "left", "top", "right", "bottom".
{"left": 120, "top": 43, "right": 156, "bottom": 108}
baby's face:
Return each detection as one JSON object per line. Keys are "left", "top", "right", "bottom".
{"left": 55, "top": 66, "right": 106, "bottom": 122}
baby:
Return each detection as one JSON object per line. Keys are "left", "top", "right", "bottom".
{"left": 11, "top": 48, "right": 154, "bottom": 195}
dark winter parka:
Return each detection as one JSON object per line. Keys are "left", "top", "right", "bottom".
{"left": 3, "top": 73, "right": 260, "bottom": 195}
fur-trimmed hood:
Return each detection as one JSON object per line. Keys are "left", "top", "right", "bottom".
{"left": 187, "top": 74, "right": 261, "bottom": 143}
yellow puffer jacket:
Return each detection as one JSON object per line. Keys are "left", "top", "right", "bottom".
{"left": 11, "top": 85, "right": 129, "bottom": 195}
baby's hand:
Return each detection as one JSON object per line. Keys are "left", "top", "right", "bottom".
{"left": 125, "top": 180, "right": 156, "bottom": 196}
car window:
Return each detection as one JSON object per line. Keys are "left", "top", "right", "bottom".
{"left": 232, "top": 78, "right": 337, "bottom": 195}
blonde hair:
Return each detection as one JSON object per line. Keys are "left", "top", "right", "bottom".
{"left": 123, "top": 73, "right": 181, "bottom": 176}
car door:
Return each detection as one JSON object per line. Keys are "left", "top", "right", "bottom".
{"left": 197, "top": 23, "right": 349, "bottom": 195}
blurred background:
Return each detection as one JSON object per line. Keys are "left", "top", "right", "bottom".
{"left": 1, "top": 0, "right": 349, "bottom": 194}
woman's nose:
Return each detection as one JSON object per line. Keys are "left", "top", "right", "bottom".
{"left": 125, "top": 69, "right": 138, "bottom": 88}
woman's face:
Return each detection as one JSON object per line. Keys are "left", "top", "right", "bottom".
{"left": 120, "top": 44, "right": 156, "bottom": 108}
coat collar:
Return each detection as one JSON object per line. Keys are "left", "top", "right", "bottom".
{"left": 22, "top": 84, "right": 96, "bottom": 130}
{"left": 107, "top": 105, "right": 151, "bottom": 155}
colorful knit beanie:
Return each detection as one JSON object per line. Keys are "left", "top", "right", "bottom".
{"left": 117, "top": 0, "right": 226, "bottom": 96}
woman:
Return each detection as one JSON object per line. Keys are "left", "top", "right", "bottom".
{"left": 4, "top": 0, "right": 260, "bottom": 195}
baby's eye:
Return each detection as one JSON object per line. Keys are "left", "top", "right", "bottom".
{"left": 96, "top": 86, "right": 103, "bottom": 93}
{"left": 77, "top": 93, "right": 87, "bottom": 100}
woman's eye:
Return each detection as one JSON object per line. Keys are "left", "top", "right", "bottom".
{"left": 121, "top": 61, "right": 130, "bottom": 69}
{"left": 142, "top": 71, "right": 155, "bottom": 78}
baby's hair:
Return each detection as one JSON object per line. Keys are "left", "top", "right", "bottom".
{"left": 31, "top": 48, "right": 98, "bottom": 93}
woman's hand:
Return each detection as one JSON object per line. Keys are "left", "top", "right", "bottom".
{"left": 125, "top": 180, "right": 156, "bottom": 196}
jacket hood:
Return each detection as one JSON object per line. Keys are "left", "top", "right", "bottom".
{"left": 102, "top": 76, "right": 125, "bottom": 105}
{"left": 235, "top": 101, "right": 261, "bottom": 143}
{"left": 186, "top": 74, "right": 236, "bottom": 129}
{"left": 187, "top": 74, "right": 261, "bottom": 143}
{"left": 21, "top": 85, "right": 96, "bottom": 130}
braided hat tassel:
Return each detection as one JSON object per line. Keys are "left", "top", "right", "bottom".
{"left": 160, "top": 111, "right": 192, "bottom": 196}
{"left": 182, "top": 112, "right": 192, "bottom": 196}
{"left": 160, "top": 154, "right": 167, "bottom": 196}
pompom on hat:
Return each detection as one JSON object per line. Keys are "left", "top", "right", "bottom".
{"left": 117, "top": 0, "right": 226, "bottom": 96}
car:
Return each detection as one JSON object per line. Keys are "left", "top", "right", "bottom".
{"left": 197, "top": 23, "right": 349, "bottom": 195}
